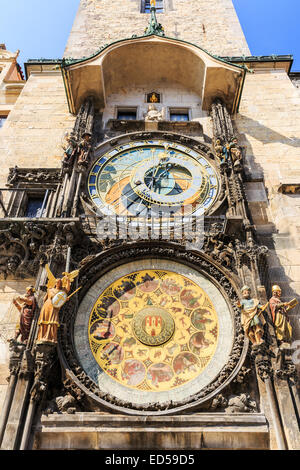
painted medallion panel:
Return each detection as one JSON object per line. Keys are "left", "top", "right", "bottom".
{"left": 88, "top": 270, "right": 218, "bottom": 392}
{"left": 74, "top": 260, "right": 234, "bottom": 406}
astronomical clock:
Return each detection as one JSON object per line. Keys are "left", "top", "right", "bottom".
{"left": 2, "top": 1, "right": 299, "bottom": 452}
{"left": 87, "top": 139, "right": 219, "bottom": 216}
{"left": 58, "top": 133, "right": 246, "bottom": 415}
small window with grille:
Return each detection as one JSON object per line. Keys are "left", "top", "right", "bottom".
{"left": 25, "top": 196, "right": 45, "bottom": 218}
{"left": 142, "top": 0, "right": 164, "bottom": 13}
{"left": 169, "top": 108, "right": 190, "bottom": 122}
{"left": 0, "top": 115, "right": 7, "bottom": 129}
{"left": 117, "top": 108, "right": 137, "bottom": 120}
{"left": 6, "top": 190, "right": 50, "bottom": 218}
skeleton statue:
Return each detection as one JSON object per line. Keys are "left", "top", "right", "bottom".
{"left": 77, "top": 132, "right": 92, "bottom": 167}
{"left": 214, "top": 138, "right": 224, "bottom": 163}
{"left": 228, "top": 138, "right": 243, "bottom": 169}
{"left": 62, "top": 132, "right": 78, "bottom": 168}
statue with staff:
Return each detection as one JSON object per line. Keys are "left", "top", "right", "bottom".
{"left": 237, "top": 285, "right": 268, "bottom": 346}
{"left": 12, "top": 286, "right": 37, "bottom": 344}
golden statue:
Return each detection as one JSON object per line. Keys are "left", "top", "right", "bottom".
{"left": 214, "top": 138, "right": 223, "bottom": 161}
{"left": 229, "top": 138, "right": 243, "bottom": 169}
{"left": 36, "top": 265, "right": 79, "bottom": 344}
{"left": 150, "top": 0, "right": 156, "bottom": 6}
{"left": 237, "top": 285, "right": 268, "bottom": 345}
{"left": 150, "top": 93, "right": 159, "bottom": 103}
{"left": 269, "top": 285, "right": 298, "bottom": 346}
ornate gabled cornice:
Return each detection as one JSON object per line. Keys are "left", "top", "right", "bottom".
{"left": 60, "top": 35, "right": 246, "bottom": 71}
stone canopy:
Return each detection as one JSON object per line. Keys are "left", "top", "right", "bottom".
{"left": 61, "top": 35, "right": 246, "bottom": 115}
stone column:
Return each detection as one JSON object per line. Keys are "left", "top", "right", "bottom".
{"left": 0, "top": 349, "right": 34, "bottom": 450}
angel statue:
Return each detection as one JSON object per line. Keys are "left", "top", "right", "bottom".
{"left": 36, "top": 264, "right": 79, "bottom": 344}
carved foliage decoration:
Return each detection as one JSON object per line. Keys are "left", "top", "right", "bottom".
{"left": 30, "top": 343, "right": 57, "bottom": 403}
{"left": 0, "top": 221, "right": 86, "bottom": 279}
{"left": 7, "top": 167, "right": 62, "bottom": 187}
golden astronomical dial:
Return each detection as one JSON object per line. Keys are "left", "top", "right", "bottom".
{"left": 88, "top": 270, "right": 219, "bottom": 393}
{"left": 88, "top": 140, "right": 219, "bottom": 216}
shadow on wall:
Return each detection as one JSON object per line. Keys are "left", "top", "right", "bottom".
{"left": 237, "top": 114, "right": 300, "bottom": 148}
{"left": 233, "top": 116, "right": 300, "bottom": 375}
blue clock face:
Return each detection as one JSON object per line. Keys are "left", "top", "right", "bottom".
{"left": 88, "top": 140, "right": 219, "bottom": 216}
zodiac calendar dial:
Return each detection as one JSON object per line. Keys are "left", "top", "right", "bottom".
{"left": 87, "top": 269, "right": 219, "bottom": 393}
{"left": 88, "top": 140, "right": 219, "bottom": 216}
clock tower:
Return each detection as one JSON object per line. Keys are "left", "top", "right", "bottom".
{"left": 0, "top": 0, "right": 300, "bottom": 451}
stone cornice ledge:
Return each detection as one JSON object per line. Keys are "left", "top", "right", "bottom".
{"left": 37, "top": 412, "right": 268, "bottom": 429}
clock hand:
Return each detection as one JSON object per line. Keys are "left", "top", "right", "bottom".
{"left": 151, "top": 146, "right": 170, "bottom": 183}
{"left": 148, "top": 163, "right": 170, "bottom": 193}
{"left": 151, "top": 163, "right": 177, "bottom": 194}
{"left": 135, "top": 198, "right": 147, "bottom": 216}
{"left": 153, "top": 164, "right": 173, "bottom": 183}
{"left": 107, "top": 180, "right": 140, "bottom": 208}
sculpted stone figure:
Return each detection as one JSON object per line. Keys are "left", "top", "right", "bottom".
{"left": 62, "top": 132, "right": 78, "bottom": 168}
{"left": 77, "top": 132, "right": 92, "bottom": 166}
{"left": 225, "top": 393, "right": 257, "bottom": 413}
{"left": 13, "top": 286, "right": 37, "bottom": 343}
{"left": 145, "top": 104, "right": 164, "bottom": 122}
{"left": 214, "top": 138, "right": 223, "bottom": 162}
{"left": 269, "top": 285, "right": 298, "bottom": 347}
{"left": 218, "top": 138, "right": 242, "bottom": 168}
{"left": 221, "top": 142, "right": 231, "bottom": 163}
{"left": 237, "top": 285, "right": 267, "bottom": 345}
{"left": 229, "top": 138, "right": 242, "bottom": 169}
{"left": 36, "top": 265, "right": 79, "bottom": 344}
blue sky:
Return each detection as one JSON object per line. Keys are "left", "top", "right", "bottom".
{"left": 0, "top": 0, "right": 299, "bottom": 72}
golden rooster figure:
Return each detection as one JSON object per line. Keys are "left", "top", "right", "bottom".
{"left": 36, "top": 265, "right": 79, "bottom": 344}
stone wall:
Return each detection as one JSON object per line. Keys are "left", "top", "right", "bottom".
{"left": 64, "top": 0, "right": 250, "bottom": 59}
{"left": 102, "top": 83, "right": 212, "bottom": 135}
{"left": 236, "top": 69, "right": 300, "bottom": 342}
{"left": 0, "top": 71, "right": 75, "bottom": 187}
{"left": 290, "top": 74, "right": 300, "bottom": 92}
{"left": 0, "top": 71, "right": 74, "bottom": 411}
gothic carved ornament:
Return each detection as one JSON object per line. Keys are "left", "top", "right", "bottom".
{"left": 0, "top": 221, "right": 87, "bottom": 279}
{"left": 7, "top": 167, "right": 62, "bottom": 187}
